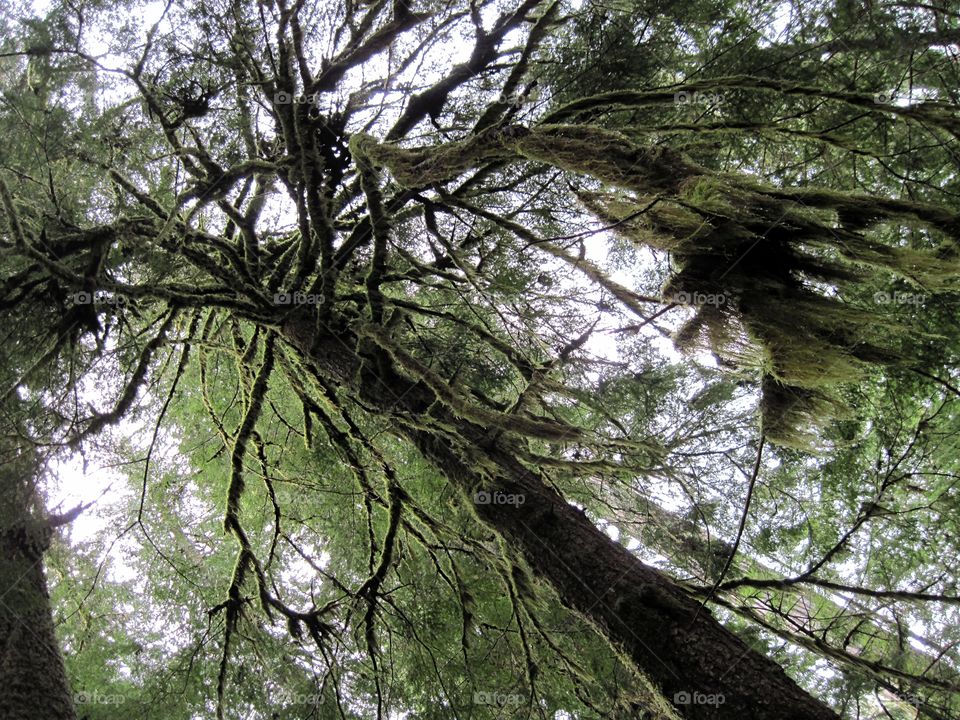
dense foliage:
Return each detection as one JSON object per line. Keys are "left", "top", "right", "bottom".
{"left": 0, "top": 0, "right": 958, "bottom": 718}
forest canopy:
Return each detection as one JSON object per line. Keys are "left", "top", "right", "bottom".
{"left": 0, "top": 0, "right": 959, "bottom": 719}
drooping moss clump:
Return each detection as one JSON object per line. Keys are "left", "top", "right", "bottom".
{"left": 583, "top": 178, "right": 956, "bottom": 448}
{"left": 356, "top": 126, "right": 959, "bottom": 447}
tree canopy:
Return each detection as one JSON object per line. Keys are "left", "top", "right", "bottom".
{"left": 0, "top": 0, "right": 959, "bottom": 718}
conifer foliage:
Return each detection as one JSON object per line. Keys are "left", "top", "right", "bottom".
{"left": 0, "top": 0, "right": 959, "bottom": 718}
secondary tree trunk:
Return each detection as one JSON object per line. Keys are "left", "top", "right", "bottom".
{"left": 283, "top": 311, "right": 840, "bottom": 720}
{"left": 0, "top": 445, "right": 77, "bottom": 720}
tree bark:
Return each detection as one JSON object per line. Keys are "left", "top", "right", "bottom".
{"left": 0, "top": 446, "right": 77, "bottom": 720}
{"left": 283, "top": 312, "right": 840, "bottom": 720}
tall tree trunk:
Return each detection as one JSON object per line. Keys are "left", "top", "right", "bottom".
{"left": 283, "top": 312, "right": 840, "bottom": 720}
{"left": 0, "top": 445, "right": 76, "bottom": 720}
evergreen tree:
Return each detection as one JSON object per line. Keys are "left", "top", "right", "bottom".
{"left": 1, "top": 0, "right": 958, "bottom": 718}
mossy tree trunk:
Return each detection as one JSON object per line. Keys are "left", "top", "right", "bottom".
{"left": 0, "top": 447, "right": 76, "bottom": 720}
{"left": 283, "top": 311, "right": 840, "bottom": 720}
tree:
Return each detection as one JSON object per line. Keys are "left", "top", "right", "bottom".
{"left": 0, "top": 418, "right": 79, "bottom": 720}
{"left": 1, "top": 0, "right": 958, "bottom": 718}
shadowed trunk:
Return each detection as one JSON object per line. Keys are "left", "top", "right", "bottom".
{"left": 0, "top": 445, "right": 76, "bottom": 720}
{"left": 283, "top": 311, "right": 840, "bottom": 720}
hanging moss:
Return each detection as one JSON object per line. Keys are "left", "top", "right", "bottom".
{"left": 759, "top": 377, "right": 847, "bottom": 450}
{"left": 350, "top": 128, "right": 518, "bottom": 188}
{"left": 580, "top": 160, "right": 960, "bottom": 444}
{"left": 577, "top": 190, "right": 708, "bottom": 250}
{"left": 355, "top": 125, "right": 958, "bottom": 447}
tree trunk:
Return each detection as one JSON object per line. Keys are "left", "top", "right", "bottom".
{"left": 283, "top": 312, "right": 840, "bottom": 720}
{"left": 0, "top": 446, "right": 77, "bottom": 720}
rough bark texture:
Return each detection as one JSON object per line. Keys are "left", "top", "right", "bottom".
{"left": 0, "top": 449, "right": 77, "bottom": 720}
{"left": 283, "top": 310, "right": 840, "bottom": 720}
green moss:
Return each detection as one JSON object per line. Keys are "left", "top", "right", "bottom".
{"left": 352, "top": 125, "right": 957, "bottom": 447}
